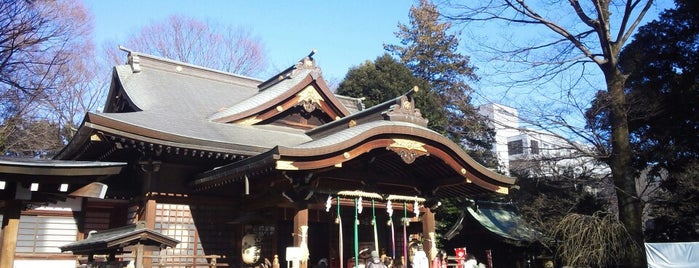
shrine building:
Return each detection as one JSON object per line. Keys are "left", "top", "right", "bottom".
{"left": 0, "top": 49, "right": 515, "bottom": 268}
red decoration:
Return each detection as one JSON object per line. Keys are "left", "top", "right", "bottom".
{"left": 453, "top": 248, "right": 467, "bottom": 268}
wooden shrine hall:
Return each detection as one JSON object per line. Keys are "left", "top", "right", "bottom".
{"left": 0, "top": 49, "right": 515, "bottom": 268}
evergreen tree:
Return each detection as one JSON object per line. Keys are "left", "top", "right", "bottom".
{"left": 619, "top": 0, "right": 698, "bottom": 172}
{"left": 380, "top": 0, "right": 502, "bottom": 254}
{"left": 384, "top": 0, "right": 495, "bottom": 164}
{"left": 337, "top": 54, "right": 446, "bottom": 131}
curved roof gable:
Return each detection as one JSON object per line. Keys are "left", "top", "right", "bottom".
{"left": 192, "top": 119, "right": 515, "bottom": 197}
{"left": 275, "top": 120, "right": 515, "bottom": 193}
{"left": 208, "top": 51, "right": 351, "bottom": 127}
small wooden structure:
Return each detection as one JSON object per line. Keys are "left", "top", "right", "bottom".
{"left": 0, "top": 158, "right": 126, "bottom": 268}
{"left": 443, "top": 201, "right": 543, "bottom": 268}
{"left": 60, "top": 221, "right": 179, "bottom": 268}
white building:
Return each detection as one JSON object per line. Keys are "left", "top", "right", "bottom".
{"left": 477, "top": 103, "right": 609, "bottom": 192}
{"left": 476, "top": 103, "right": 520, "bottom": 174}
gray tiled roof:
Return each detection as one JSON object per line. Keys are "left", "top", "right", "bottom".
{"left": 88, "top": 52, "right": 445, "bottom": 158}
{"left": 60, "top": 222, "right": 179, "bottom": 254}
{"left": 0, "top": 157, "right": 125, "bottom": 168}
{"left": 114, "top": 65, "right": 259, "bottom": 118}
{"left": 334, "top": 94, "right": 365, "bottom": 114}
{"left": 290, "top": 120, "right": 438, "bottom": 149}
{"left": 85, "top": 56, "right": 318, "bottom": 154}
{"left": 207, "top": 68, "right": 314, "bottom": 121}
{"left": 90, "top": 111, "right": 310, "bottom": 153}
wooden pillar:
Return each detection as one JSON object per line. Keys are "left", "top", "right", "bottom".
{"left": 421, "top": 209, "right": 436, "bottom": 268}
{"left": 143, "top": 199, "right": 156, "bottom": 229}
{"left": 138, "top": 199, "right": 157, "bottom": 267}
{"left": 293, "top": 208, "right": 309, "bottom": 268}
{"left": 135, "top": 243, "right": 144, "bottom": 268}
{"left": 0, "top": 200, "right": 22, "bottom": 268}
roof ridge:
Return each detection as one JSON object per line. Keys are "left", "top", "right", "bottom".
{"left": 306, "top": 86, "right": 426, "bottom": 138}
{"left": 118, "top": 46, "right": 263, "bottom": 86}
{"left": 258, "top": 49, "right": 320, "bottom": 91}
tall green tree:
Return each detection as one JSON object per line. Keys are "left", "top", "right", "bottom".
{"left": 337, "top": 54, "right": 446, "bottom": 130}
{"left": 588, "top": 0, "right": 699, "bottom": 242}
{"left": 384, "top": 0, "right": 495, "bottom": 162}
{"left": 380, "top": 0, "right": 500, "bottom": 254}
{"left": 619, "top": 0, "right": 698, "bottom": 173}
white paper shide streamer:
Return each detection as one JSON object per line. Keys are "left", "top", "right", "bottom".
{"left": 414, "top": 199, "right": 420, "bottom": 218}
{"left": 386, "top": 200, "right": 393, "bottom": 217}
{"left": 325, "top": 195, "right": 332, "bottom": 212}
{"left": 357, "top": 197, "right": 363, "bottom": 214}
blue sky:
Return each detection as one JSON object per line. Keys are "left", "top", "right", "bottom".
{"left": 86, "top": 1, "right": 415, "bottom": 84}
{"left": 86, "top": 0, "right": 669, "bottom": 116}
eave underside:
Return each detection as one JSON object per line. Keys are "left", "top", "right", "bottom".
{"left": 192, "top": 136, "right": 514, "bottom": 202}
{"left": 0, "top": 159, "right": 126, "bottom": 211}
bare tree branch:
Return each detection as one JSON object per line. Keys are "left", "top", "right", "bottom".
{"left": 0, "top": 0, "right": 96, "bottom": 157}
{"left": 105, "top": 15, "right": 269, "bottom": 77}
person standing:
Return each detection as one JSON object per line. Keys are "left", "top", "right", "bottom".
{"left": 367, "top": 251, "right": 387, "bottom": 268}
{"left": 410, "top": 245, "right": 428, "bottom": 268}
{"left": 463, "top": 254, "right": 478, "bottom": 268}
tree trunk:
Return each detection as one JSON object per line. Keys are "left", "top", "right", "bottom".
{"left": 606, "top": 69, "right": 646, "bottom": 267}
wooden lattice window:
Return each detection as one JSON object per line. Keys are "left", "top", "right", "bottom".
{"left": 16, "top": 215, "right": 77, "bottom": 253}
{"left": 154, "top": 203, "right": 208, "bottom": 266}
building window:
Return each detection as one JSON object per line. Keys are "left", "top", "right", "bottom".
{"left": 16, "top": 215, "right": 77, "bottom": 253}
{"left": 508, "top": 140, "right": 523, "bottom": 155}
{"left": 154, "top": 204, "right": 205, "bottom": 263}
{"left": 531, "top": 140, "right": 539, "bottom": 154}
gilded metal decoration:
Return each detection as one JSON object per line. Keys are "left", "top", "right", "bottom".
{"left": 402, "top": 100, "right": 412, "bottom": 110}
{"left": 387, "top": 138, "right": 429, "bottom": 164}
{"left": 276, "top": 160, "right": 298, "bottom": 170}
{"left": 236, "top": 116, "right": 262, "bottom": 125}
{"left": 297, "top": 86, "right": 324, "bottom": 113}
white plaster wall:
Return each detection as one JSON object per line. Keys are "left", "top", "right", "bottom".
{"left": 14, "top": 260, "right": 76, "bottom": 268}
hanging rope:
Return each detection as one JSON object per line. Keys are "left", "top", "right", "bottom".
{"left": 372, "top": 199, "right": 379, "bottom": 253}
{"left": 337, "top": 195, "right": 343, "bottom": 268}
{"left": 354, "top": 197, "right": 359, "bottom": 268}
{"left": 387, "top": 200, "right": 396, "bottom": 260}
{"left": 403, "top": 202, "right": 408, "bottom": 265}
{"left": 323, "top": 190, "right": 425, "bottom": 268}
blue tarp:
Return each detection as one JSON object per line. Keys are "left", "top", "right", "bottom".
{"left": 645, "top": 242, "right": 699, "bottom": 268}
